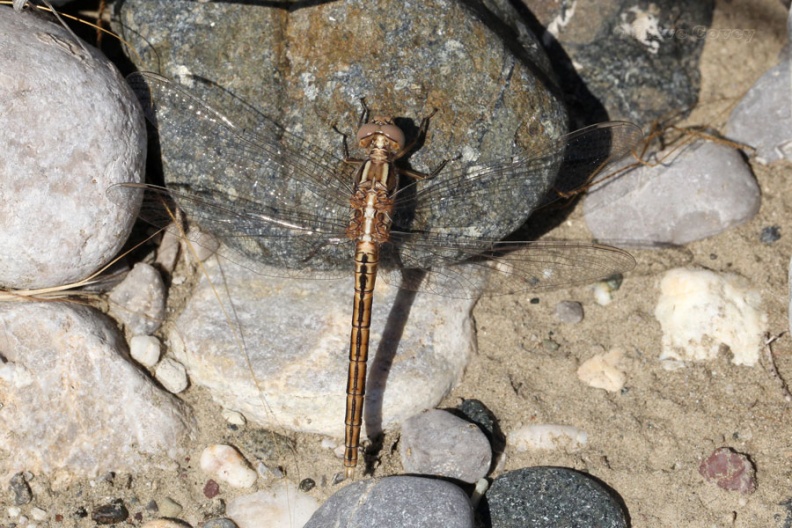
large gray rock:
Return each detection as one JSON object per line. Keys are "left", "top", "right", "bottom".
{"left": 115, "top": 0, "right": 571, "bottom": 262}
{"left": 305, "top": 476, "right": 474, "bottom": 528}
{"left": 166, "top": 257, "right": 482, "bottom": 440}
{"left": 0, "top": 9, "right": 145, "bottom": 289}
{"left": 583, "top": 140, "right": 759, "bottom": 245}
{"left": 0, "top": 302, "right": 194, "bottom": 485}
{"left": 525, "top": 0, "right": 714, "bottom": 123}
{"left": 727, "top": 9, "right": 792, "bottom": 164}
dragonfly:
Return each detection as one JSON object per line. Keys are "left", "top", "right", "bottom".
{"left": 118, "top": 71, "right": 642, "bottom": 479}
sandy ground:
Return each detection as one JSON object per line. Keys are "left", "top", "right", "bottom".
{"left": 3, "top": 0, "right": 792, "bottom": 527}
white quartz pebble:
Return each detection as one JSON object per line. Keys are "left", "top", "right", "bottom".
{"left": 130, "top": 335, "right": 162, "bottom": 367}
{"left": 508, "top": 424, "right": 588, "bottom": 452}
{"left": 200, "top": 444, "right": 257, "bottom": 489}
{"left": 577, "top": 348, "right": 627, "bottom": 392}
{"left": 227, "top": 484, "right": 319, "bottom": 528}
{"left": 155, "top": 357, "right": 189, "bottom": 394}
{"left": 654, "top": 268, "right": 767, "bottom": 366}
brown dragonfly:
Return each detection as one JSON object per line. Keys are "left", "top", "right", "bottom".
{"left": 117, "top": 71, "right": 642, "bottom": 479}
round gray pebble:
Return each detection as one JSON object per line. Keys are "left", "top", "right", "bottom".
{"left": 202, "top": 518, "right": 238, "bottom": 528}
{"left": 108, "top": 262, "right": 167, "bottom": 336}
{"left": 9, "top": 472, "right": 32, "bottom": 505}
{"left": 0, "top": 10, "right": 145, "bottom": 290}
{"left": 304, "top": 476, "right": 473, "bottom": 528}
{"left": 555, "top": 301, "right": 584, "bottom": 324}
{"left": 400, "top": 409, "right": 492, "bottom": 484}
{"left": 480, "top": 467, "right": 627, "bottom": 528}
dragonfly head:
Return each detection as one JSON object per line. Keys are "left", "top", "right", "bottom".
{"left": 357, "top": 116, "right": 405, "bottom": 154}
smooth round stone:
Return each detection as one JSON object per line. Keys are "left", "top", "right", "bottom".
{"left": 200, "top": 444, "right": 257, "bottom": 489}
{"left": 555, "top": 300, "right": 584, "bottom": 324}
{"left": 480, "top": 467, "right": 627, "bottom": 528}
{"left": 155, "top": 357, "right": 189, "bottom": 395}
{"left": 0, "top": 9, "right": 145, "bottom": 289}
{"left": 0, "top": 302, "right": 194, "bottom": 482}
{"left": 130, "top": 335, "right": 162, "bottom": 367}
{"left": 304, "top": 476, "right": 473, "bottom": 528}
{"left": 584, "top": 141, "right": 759, "bottom": 245}
{"left": 399, "top": 409, "right": 492, "bottom": 484}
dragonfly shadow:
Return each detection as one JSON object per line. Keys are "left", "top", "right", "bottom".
{"left": 363, "top": 268, "right": 426, "bottom": 472}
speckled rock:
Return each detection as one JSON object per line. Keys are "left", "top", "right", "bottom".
{"left": 304, "top": 476, "right": 473, "bottom": 528}
{"left": 584, "top": 140, "right": 759, "bottom": 245}
{"left": 525, "top": 0, "right": 714, "bottom": 123}
{"left": 116, "top": 0, "right": 570, "bottom": 261}
{"left": 480, "top": 467, "right": 627, "bottom": 528}
{"left": 699, "top": 447, "right": 757, "bottom": 495}
{"left": 0, "top": 302, "right": 194, "bottom": 482}
{"left": 0, "top": 9, "right": 144, "bottom": 290}
{"left": 399, "top": 409, "right": 492, "bottom": 483}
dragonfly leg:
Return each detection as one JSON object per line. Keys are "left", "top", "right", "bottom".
{"left": 332, "top": 124, "right": 366, "bottom": 164}
{"left": 396, "top": 107, "right": 439, "bottom": 160}
{"left": 357, "top": 97, "right": 370, "bottom": 129}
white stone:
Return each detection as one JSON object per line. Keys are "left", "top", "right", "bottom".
{"left": 507, "top": 424, "right": 588, "bottom": 451}
{"left": 155, "top": 357, "right": 189, "bottom": 394}
{"left": 141, "top": 520, "right": 191, "bottom": 528}
{"left": 227, "top": 484, "right": 319, "bottom": 528}
{"left": 200, "top": 444, "right": 257, "bottom": 489}
{"left": 130, "top": 335, "right": 162, "bottom": 367}
{"left": 167, "top": 256, "right": 482, "bottom": 440}
{"left": 0, "top": 302, "right": 194, "bottom": 482}
{"left": 222, "top": 409, "right": 247, "bottom": 426}
{"left": 0, "top": 10, "right": 145, "bottom": 289}
{"left": 577, "top": 348, "right": 627, "bottom": 392}
{"left": 654, "top": 268, "right": 767, "bottom": 366}
{"left": 30, "top": 507, "right": 47, "bottom": 521}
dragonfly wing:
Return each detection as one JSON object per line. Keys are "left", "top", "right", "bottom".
{"left": 382, "top": 233, "right": 634, "bottom": 297}
{"left": 391, "top": 121, "right": 644, "bottom": 242}
{"left": 122, "top": 73, "right": 357, "bottom": 272}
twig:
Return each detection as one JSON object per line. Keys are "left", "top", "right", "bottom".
{"left": 762, "top": 332, "right": 791, "bottom": 402}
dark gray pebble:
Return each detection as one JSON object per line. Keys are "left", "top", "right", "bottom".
{"left": 202, "top": 518, "right": 238, "bottom": 528}
{"left": 91, "top": 499, "right": 129, "bottom": 525}
{"left": 480, "top": 467, "right": 627, "bottom": 528}
{"left": 305, "top": 476, "right": 473, "bottom": 528}
{"left": 9, "top": 472, "right": 32, "bottom": 505}
{"left": 761, "top": 225, "right": 781, "bottom": 244}
{"left": 299, "top": 478, "right": 316, "bottom": 492}
{"left": 456, "top": 399, "right": 497, "bottom": 440}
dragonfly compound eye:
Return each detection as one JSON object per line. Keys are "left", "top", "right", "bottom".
{"left": 357, "top": 118, "right": 405, "bottom": 151}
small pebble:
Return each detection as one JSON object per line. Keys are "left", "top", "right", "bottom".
{"left": 480, "top": 467, "right": 627, "bottom": 528}
{"left": 156, "top": 357, "right": 190, "bottom": 394}
{"left": 108, "top": 262, "right": 167, "bottom": 335}
{"left": 158, "top": 497, "right": 183, "bottom": 517}
{"left": 91, "top": 499, "right": 129, "bottom": 525}
{"left": 299, "top": 478, "right": 316, "bottom": 492}
{"left": 9, "top": 472, "right": 32, "bottom": 505}
{"left": 227, "top": 483, "right": 319, "bottom": 528}
{"left": 699, "top": 447, "right": 757, "bottom": 495}
{"left": 399, "top": 409, "right": 492, "bottom": 484}
{"left": 304, "top": 476, "right": 473, "bottom": 528}
{"left": 30, "top": 507, "right": 47, "bottom": 521}
{"left": 760, "top": 225, "right": 781, "bottom": 244}
{"left": 130, "top": 335, "right": 162, "bottom": 367}
{"left": 200, "top": 445, "right": 257, "bottom": 489}
{"left": 554, "top": 300, "right": 584, "bottom": 324}
{"left": 577, "top": 348, "right": 627, "bottom": 392}
{"left": 507, "top": 424, "right": 588, "bottom": 451}
{"left": 202, "top": 518, "right": 238, "bottom": 528}
{"left": 221, "top": 409, "right": 246, "bottom": 426}
{"left": 456, "top": 399, "right": 497, "bottom": 441}
{"left": 141, "top": 519, "right": 192, "bottom": 528}
{"left": 204, "top": 479, "right": 221, "bottom": 498}
{"left": 7, "top": 506, "right": 21, "bottom": 517}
